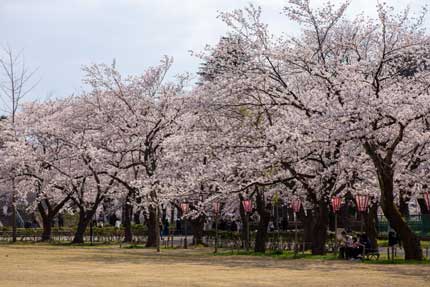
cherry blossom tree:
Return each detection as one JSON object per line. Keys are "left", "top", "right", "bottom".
{"left": 4, "top": 106, "right": 73, "bottom": 241}
{"left": 193, "top": 1, "right": 430, "bottom": 259}
{"left": 191, "top": 3, "right": 348, "bottom": 254}
{"left": 279, "top": 1, "right": 430, "bottom": 260}
{"left": 81, "top": 57, "right": 190, "bottom": 246}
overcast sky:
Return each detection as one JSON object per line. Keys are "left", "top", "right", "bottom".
{"left": 0, "top": 0, "right": 427, "bottom": 101}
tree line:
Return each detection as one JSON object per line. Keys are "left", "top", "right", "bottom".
{"left": 1, "top": 1, "right": 430, "bottom": 260}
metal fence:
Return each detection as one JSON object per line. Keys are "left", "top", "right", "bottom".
{"left": 377, "top": 214, "right": 430, "bottom": 236}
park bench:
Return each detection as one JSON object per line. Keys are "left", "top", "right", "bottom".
{"left": 363, "top": 248, "right": 380, "bottom": 260}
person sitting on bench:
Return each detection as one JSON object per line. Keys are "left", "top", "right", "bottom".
{"left": 338, "top": 231, "right": 349, "bottom": 259}
{"left": 349, "top": 237, "right": 364, "bottom": 260}
{"left": 359, "top": 233, "right": 372, "bottom": 252}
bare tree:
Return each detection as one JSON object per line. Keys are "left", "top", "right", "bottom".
{"left": 0, "top": 46, "right": 38, "bottom": 242}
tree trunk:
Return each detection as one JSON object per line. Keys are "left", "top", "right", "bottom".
{"left": 364, "top": 142, "right": 422, "bottom": 260}
{"left": 37, "top": 197, "right": 69, "bottom": 242}
{"left": 133, "top": 211, "right": 141, "bottom": 224}
{"left": 300, "top": 202, "right": 328, "bottom": 255}
{"left": 379, "top": 172, "right": 422, "bottom": 260}
{"left": 238, "top": 194, "right": 249, "bottom": 248}
{"left": 191, "top": 215, "right": 205, "bottom": 245}
{"left": 12, "top": 178, "right": 16, "bottom": 243}
{"left": 300, "top": 209, "right": 313, "bottom": 250}
{"left": 123, "top": 201, "right": 133, "bottom": 243}
{"left": 72, "top": 209, "right": 92, "bottom": 244}
{"left": 155, "top": 206, "right": 160, "bottom": 252}
{"left": 310, "top": 202, "right": 329, "bottom": 255}
{"left": 399, "top": 191, "right": 410, "bottom": 218}
{"left": 145, "top": 206, "right": 157, "bottom": 247}
{"left": 38, "top": 202, "right": 53, "bottom": 241}
{"left": 41, "top": 215, "right": 54, "bottom": 241}
{"left": 364, "top": 203, "right": 379, "bottom": 250}
{"left": 58, "top": 214, "right": 64, "bottom": 227}
{"left": 254, "top": 190, "right": 270, "bottom": 253}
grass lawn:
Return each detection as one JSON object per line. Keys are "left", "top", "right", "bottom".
{"left": 0, "top": 244, "right": 429, "bottom": 287}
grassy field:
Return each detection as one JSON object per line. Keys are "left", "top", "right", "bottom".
{"left": 0, "top": 244, "right": 429, "bottom": 287}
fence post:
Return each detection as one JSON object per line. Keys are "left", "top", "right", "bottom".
{"left": 387, "top": 247, "right": 390, "bottom": 260}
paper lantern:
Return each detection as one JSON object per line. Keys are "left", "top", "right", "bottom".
{"left": 291, "top": 198, "right": 302, "bottom": 213}
{"left": 355, "top": 194, "right": 369, "bottom": 212}
{"left": 213, "top": 202, "right": 221, "bottom": 215}
{"left": 331, "top": 196, "right": 342, "bottom": 213}
{"left": 242, "top": 199, "right": 252, "bottom": 213}
{"left": 180, "top": 202, "right": 190, "bottom": 214}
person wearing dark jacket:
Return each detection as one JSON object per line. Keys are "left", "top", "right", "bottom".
{"left": 388, "top": 230, "right": 399, "bottom": 247}
{"left": 359, "top": 233, "right": 372, "bottom": 251}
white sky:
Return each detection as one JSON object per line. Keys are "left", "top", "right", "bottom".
{"left": 1, "top": 0, "right": 428, "bottom": 101}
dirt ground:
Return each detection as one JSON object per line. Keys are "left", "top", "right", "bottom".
{"left": 0, "top": 245, "right": 428, "bottom": 287}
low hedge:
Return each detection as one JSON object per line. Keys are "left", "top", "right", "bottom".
{"left": 0, "top": 224, "right": 148, "bottom": 238}
{"left": 203, "top": 230, "right": 328, "bottom": 242}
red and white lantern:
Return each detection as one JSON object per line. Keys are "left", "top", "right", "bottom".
{"left": 213, "top": 202, "right": 221, "bottom": 215}
{"left": 355, "top": 194, "right": 369, "bottom": 212}
{"left": 242, "top": 199, "right": 252, "bottom": 213}
{"left": 331, "top": 196, "right": 342, "bottom": 213}
{"left": 424, "top": 192, "right": 430, "bottom": 212}
{"left": 180, "top": 202, "right": 190, "bottom": 214}
{"left": 291, "top": 198, "right": 302, "bottom": 213}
